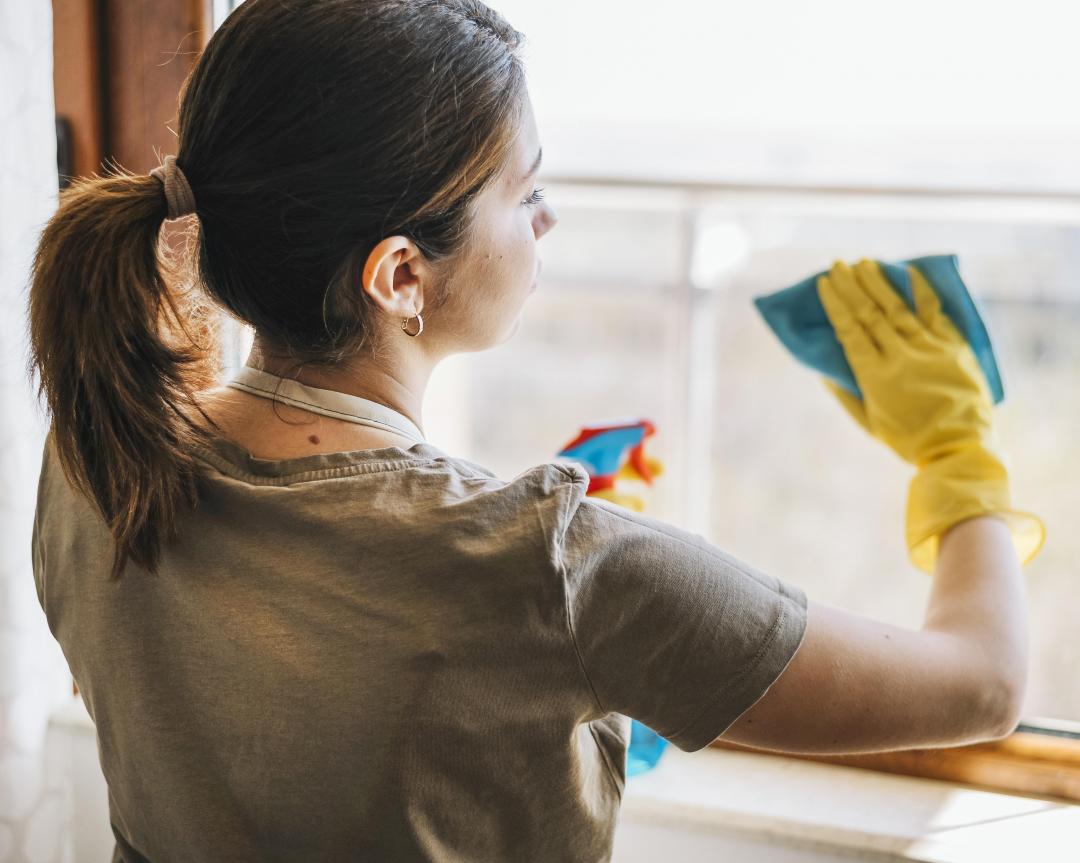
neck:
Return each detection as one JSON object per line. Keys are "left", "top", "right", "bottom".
{"left": 245, "top": 339, "right": 433, "bottom": 437}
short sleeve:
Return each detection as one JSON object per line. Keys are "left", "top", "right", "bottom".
{"left": 555, "top": 468, "right": 809, "bottom": 752}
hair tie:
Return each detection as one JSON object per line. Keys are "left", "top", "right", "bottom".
{"left": 149, "top": 154, "right": 197, "bottom": 220}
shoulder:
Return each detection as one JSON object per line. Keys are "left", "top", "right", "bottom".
{"left": 423, "top": 456, "right": 592, "bottom": 559}
{"left": 432, "top": 451, "right": 590, "bottom": 504}
{"left": 455, "top": 457, "right": 591, "bottom": 521}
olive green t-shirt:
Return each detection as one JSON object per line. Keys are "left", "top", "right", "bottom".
{"left": 32, "top": 427, "right": 808, "bottom": 862}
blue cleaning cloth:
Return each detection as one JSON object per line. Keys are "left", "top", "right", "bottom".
{"left": 753, "top": 254, "right": 1004, "bottom": 405}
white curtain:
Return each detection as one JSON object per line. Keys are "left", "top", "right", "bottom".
{"left": 0, "top": 0, "right": 86, "bottom": 859}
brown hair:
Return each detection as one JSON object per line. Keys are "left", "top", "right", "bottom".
{"left": 27, "top": 0, "right": 527, "bottom": 581}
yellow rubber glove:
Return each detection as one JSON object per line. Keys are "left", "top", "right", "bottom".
{"left": 816, "top": 258, "right": 1045, "bottom": 575}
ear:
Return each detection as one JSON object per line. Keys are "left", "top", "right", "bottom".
{"left": 361, "top": 236, "right": 429, "bottom": 317}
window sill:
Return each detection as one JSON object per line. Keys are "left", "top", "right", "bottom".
{"left": 615, "top": 745, "right": 1079, "bottom": 862}
{"left": 711, "top": 725, "right": 1080, "bottom": 805}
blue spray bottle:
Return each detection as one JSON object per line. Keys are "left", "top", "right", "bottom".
{"left": 555, "top": 418, "right": 671, "bottom": 776}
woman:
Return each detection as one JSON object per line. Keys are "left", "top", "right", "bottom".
{"left": 27, "top": 1, "right": 1037, "bottom": 860}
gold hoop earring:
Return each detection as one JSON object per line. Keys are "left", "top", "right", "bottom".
{"left": 402, "top": 310, "right": 424, "bottom": 337}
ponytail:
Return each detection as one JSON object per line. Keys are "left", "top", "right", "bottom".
{"left": 27, "top": 164, "right": 224, "bottom": 581}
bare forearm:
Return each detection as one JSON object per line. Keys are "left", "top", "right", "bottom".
{"left": 920, "top": 514, "right": 1029, "bottom": 722}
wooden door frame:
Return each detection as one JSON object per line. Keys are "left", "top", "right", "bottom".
{"left": 52, "top": 0, "right": 210, "bottom": 182}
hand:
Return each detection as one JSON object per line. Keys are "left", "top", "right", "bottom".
{"left": 816, "top": 258, "right": 1045, "bottom": 575}
{"left": 816, "top": 259, "right": 995, "bottom": 467}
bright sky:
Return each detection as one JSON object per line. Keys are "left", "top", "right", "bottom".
{"left": 492, "top": 0, "right": 1080, "bottom": 190}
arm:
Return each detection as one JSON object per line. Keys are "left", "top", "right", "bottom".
{"left": 716, "top": 516, "right": 1025, "bottom": 755}
{"left": 921, "top": 513, "right": 1029, "bottom": 728}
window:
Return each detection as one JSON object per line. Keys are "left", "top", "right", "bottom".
{"left": 210, "top": 0, "right": 1080, "bottom": 801}
{"left": 212, "top": 0, "right": 244, "bottom": 29}
{"left": 450, "top": 179, "right": 1080, "bottom": 726}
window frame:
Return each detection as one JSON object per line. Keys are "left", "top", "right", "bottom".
{"left": 544, "top": 174, "right": 1080, "bottom": 805}
{"left": 710, "top": 720, "right": 1080, "bottom": 805}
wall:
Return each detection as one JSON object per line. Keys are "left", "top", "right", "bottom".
{"left": 0, "top": 1, "right": 87, "bottom": 860}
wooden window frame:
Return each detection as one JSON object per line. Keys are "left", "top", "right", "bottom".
{"left": 49, "top": 0, "right": 1080, "bottom": 809}
{"left": 711, "top": 717, "right": 1080, "bottom": 805}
